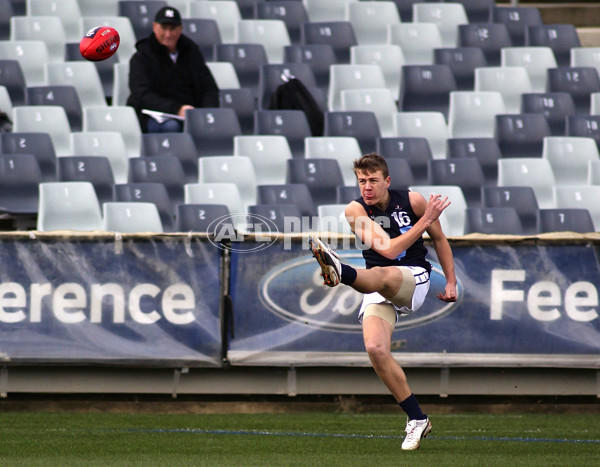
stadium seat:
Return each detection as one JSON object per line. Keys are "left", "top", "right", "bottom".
{"left": 304, "top": 136, "right": 362, "bottom": 186}
{"left": 188, "top": 1, "right": 242, "bottom": 44}
{"left": 592, "top": 92, "right": 600, "bottom": 115}
{"left": 546, "top": 67, "right": 600, "bottom": 115}
{"left": 175, "top": 203, "right": 232, "bottom": 234}
{"left": 27, "top": 0, "right": 81, "bottom": 42}
{"left": 350, "top": 44, "right": 404, "bottom": 101}
{"left": 336, "top": 185, "right": 360, "bottom": 204}
{"left": 433, "top": 47, "right": 487, "bottom": 91}
{"left": 113, "top": 182, "right": 174, "bottom": 232}
{"left": 386, "top": 158, "right": 415, "bottom": 190}
{"left": 301, "top": 21, "right": 357, "bottom": 64}
{"left": 13, "top": 105, "right": 71, "bottom": 156}
{"left": 103, "top": 201, "right": 164, "bottom": 233}
{"left": 286, "top": 158, "right": 345, "bottom": 206}
{"left": 458, "top": 23, "right": 512, "bottom": 67}
{"left": 0, "top": 152, "right": 42, "bottom": 219}
{"left": 324, "top": 111, "right": 380, "bottom": 155}
{"left": 253, "top": 109, "right": 312, "bottom": 158}
{"left": 111, "top": 62, "right": 129, "bottom": 107}
{"left": 481, "top": 185, "right": 539, "bottom": 235}
{"left": 254, "top": 1, "right": 309, "bottom": 45}
{"left": 284, "top": 44, "right": 337, "bottom": 91}
{"left": 587, "top": 159, "right": 600, "bottom": 184}
{"left": 10, "top": 16, "right": 66, "bottom": 63}
{"left": 453, "top": 0, "right": 494, "bottom": 23}
{"left": 394, "top": 111, "right": 448, "bottom": 160}
{"left": 0, "top": 85, "right": 12, "bottom": 120}
{"left": 83, "top": 106, "right": 142, "bottom": 158}
{"left": 219, "top": 88, "right": 256, "bottom": 136}
{"left": 181, "top": 18, "right": 221, "bottom": 61}
{"left": 233, "top": 135, "right": 292, "bottom": 186}
{"left": 427, "top": 158, "right": 486, "bottom": 208}
{"left": 316, "top": 203, "right": 353, "bottom": 235}
{"left": 0, "top": 0, "right": 13, "bottom": 40}
{"left": 141, "top": 132, "right": 198, "bottom": 183}
{"left": 537, "top": 208, "right": 595, "bottom": 234}
{"left": 346, "top": 1, "right": 401, "bottom": 46}
{"left": 26, "top": 85, "right": 83, "bottom": 132}
{"left": 399, "top": 64, "right": 457, "bottom": 119}
{"left": 566, "top": 115, "right": 600, "bottom": 151}
{"left": 258, "top": 62, "right": 318, "bottom": 110}
{"left": 198, "top": 155, "right": 258, "bottom": 207}
{"left": 497, "top": 158, "right": 556, "bottom": 209}
{"left": 474, "top": 66, "right": 532, "bottom": 114}
{"left": 205, "top": 62, "right": 241, "bottom": 91}
{"left": 214, "top": 43, "right": 268, "bottom": 96}
{"left": 184, "top": 182, "right": 246, "bottom": 227}
{"left": 448, "top": 90, "right": 506, "bottom": 138}
{"left": 118, "top": 0, "right": 167, "bottom": 41}
{"left": 248, "top": 203, "right": 303, "bottom": 233}
{"left": 234, "top": 0, "right": 263, "bottom": 19}
{"left": 327, "top": 64, "right": 386, "bottom": 112}
{"left": 570, "top": 47, "right": 600, "bottom": 78}
{"left": 128, "top": 156, "right": 185, "bottom": 210}
{"left": 184, "top": 107, "right": 241, "bottom": 156}
{"left": 521, "top": 92, "right": 576, "bottom": 136}
{"left": 526, "top": 24, "right": 581, "bottom": 67}
{"left": 0, "top": 40, "right": 50, "bottom": 87}
{"left": 388, "top": 23, "right": 443, "bottom": 65}
{"left": 494, "top": 113, "right": 552, "bottom": 158}
{"left": 376, "top": 137, "right": 433, "bottom": 186}
{"left": 37, "top": 181, "right": 103, "bottom": 231}
{"left": 1, "top": 131, "right": 57, "bottom": 181}
{"left": 46, "top": 62, "right": 107, "bottom": 109}
{"left": 500, "top": 47, "right": 558, "bottom": 93}
{"left": 464, "top": 207, "right": 524, "bottom": 235}
{"left": 257, "top": 183, "right": 317, "bottom": 218}
{"left": 303, "top": 0, "right": 355, "bottom": 22}
{"left": 413, "top": 2, "right": 468, "bottom": 48}
{"left": 70, "top": 131, "right": 129, "bottom": 184}
{"left": 492, "top": 6, "right": 543, "bottom": 47}
{"left": 57, "top": 155, "right": 115, "bottom": 205}
{"left": 235, "top": 19, "right": 291, "bottom": 64}
{"left": 341, "top": 88, "right": 397, "bottom": 138}
{"left": 446, "top": 137, "right": 501, "bottom": 186}
{"left": 64, "top": 42, "right": 117, "bottom": 102}
{"left": 542, "top": 136, "right": 599, "bottom": 186}
{"left": 0, "top": 60, "right": 26, "bottom": 106}
{"left": 408, "top": 184, "right": 467, "bottom": 237}
{"left": 553, "top": 185, "right": 600, "bottom": 231}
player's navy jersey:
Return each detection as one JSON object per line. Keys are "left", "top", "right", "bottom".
{"left": 355, "top": 189, "right": 431, "bottom": 273}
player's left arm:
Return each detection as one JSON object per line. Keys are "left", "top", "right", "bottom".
{"left": 411, "top": 192, "right": 457, "bottom": 302}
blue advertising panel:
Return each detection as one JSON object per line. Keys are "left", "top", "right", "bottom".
{"left": 0, "top": 236, "right": 222, "bottom": 366}
{"left": 229, "top": 238, "right": 600, "bottom": 365}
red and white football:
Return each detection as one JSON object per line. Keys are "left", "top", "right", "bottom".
{"left": 79, "top": 26, "right": 120, "bottom": 62}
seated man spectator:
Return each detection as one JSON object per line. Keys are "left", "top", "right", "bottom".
{"left": 127, "top": 6, "right": 219, "bottom": 133}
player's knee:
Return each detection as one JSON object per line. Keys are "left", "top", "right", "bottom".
{"left": 364, "top": 336, "right": 389, "bottom": 363}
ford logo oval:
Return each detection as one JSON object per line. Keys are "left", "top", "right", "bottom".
{"left": 259, "top": 251, "right": 463, "bottom": 333}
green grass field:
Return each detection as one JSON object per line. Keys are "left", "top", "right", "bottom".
{"left": 0, "top": 411, "right": 598, "bottom": 466}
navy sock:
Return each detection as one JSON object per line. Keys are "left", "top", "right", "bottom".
{"left": 340, "top": 263, "right": 357, "bottom": 285}
{"left": 399, "top": 394, "right": 427, "bottom": 420}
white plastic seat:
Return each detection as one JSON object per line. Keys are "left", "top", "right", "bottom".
{"left": 189, "top": 1, "right": 242, "bottom": 44}
{"left": 233, "top": 135, "right": 292, "bottom": 186}
{"left": 37, "top": 181, "right": 103, "bottom": 231}
{"left": 328, "top": 64, "right": 386, "bottom": 111}
{"left": 501, "top": 46, "right": 558, "bottom": 93}
{"left": 184, "top": 182, "right": 245, "bottom": 227}
{"left": 408, "top": 184, "right": 466, "bottom": 237}
{"left": 350, "top": 44, "right": 404, "bottom": 101}
{"left": 46, "top": 61, "right": 107, "bottom": 108}
{"left": 70, "top": 131, "right": 129, "bottom": 184}
{"left": 542, "top": 136, "right": 600, "bottom": 186}
{"left": 102, "top": 202, "right": 163, "bottom": 233}
{"left": 304, "top": 136, "right": 362, "bottom": 186}
{"left": 570, "top": 47, "right": 600, "bottom": 77}
{"left": 346, "top": 2, "right": 401, "bottom": 46}
{"left": 235, "top": 19, "right": 291, "bottom": 64}
{"left": 10, "top": 16, "right": 66, "bottom": 63}
{"left": 83, "top": 106, "right": 142, "bottom": 158}
{"left": 553, "top": 185, "right": 600, "bottom": 231}
{"left": 206, "top": 62, "right": 241, "bottom": 89}
{"left": 79, "top": 16, "right": 136, "bottom": 61}
{"left": 198, "top": 156, "right": 258, "bottom": 207}
{"left": 111, "top": 62, "right": 129, "bottom": 107}
{"left": 587, "top": 159, "right": 600, "bottom": 184}
{"left": 304, "top": 0, "right": 357, "bottom": 22}
{"left": 317, "top": 203, "right": 353, "bottom": 234}
{"left": 0, "top": 40, "right": 49, "bottom": 86}
{"left": 474, "top": 66, "right": 532, "bottom": 114}
{"left": 448, "top": 91, "right": 506, "bottom": 138}
{"left": 341, "top": 88, "right": 397, "bottom": 138}
{"left": 27, "top": 0, "right": 82, "bottom": 42}
{"left": 498, "top": 158, "right": 556, "bottom": 209}
{"left": 13, "top": 105, "right": 71, "bottom": 156}
{"left": 388, "top": 23, "right": 443, "bottom": 65}
{"left": 413, "top": 3, "right": 469, "bottom": 48}
{"left": 0, "top": 85, "right": 12, "bottom": 117}
{"left": 78, "top": 0, "right": 119, "bottom": 16}
{"left": 394, "top": 111, "right": 448, "bottom": 160}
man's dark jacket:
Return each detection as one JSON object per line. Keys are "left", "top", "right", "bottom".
{"left": 127, "top": 33, "right": 219, "bottom": 132}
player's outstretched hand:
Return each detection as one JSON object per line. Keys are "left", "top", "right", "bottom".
{"left": 423, "top": 194, "right": 451, "bottom": 226}
{"left": 437, "top": 282, "right": 457, "bottom": 302}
